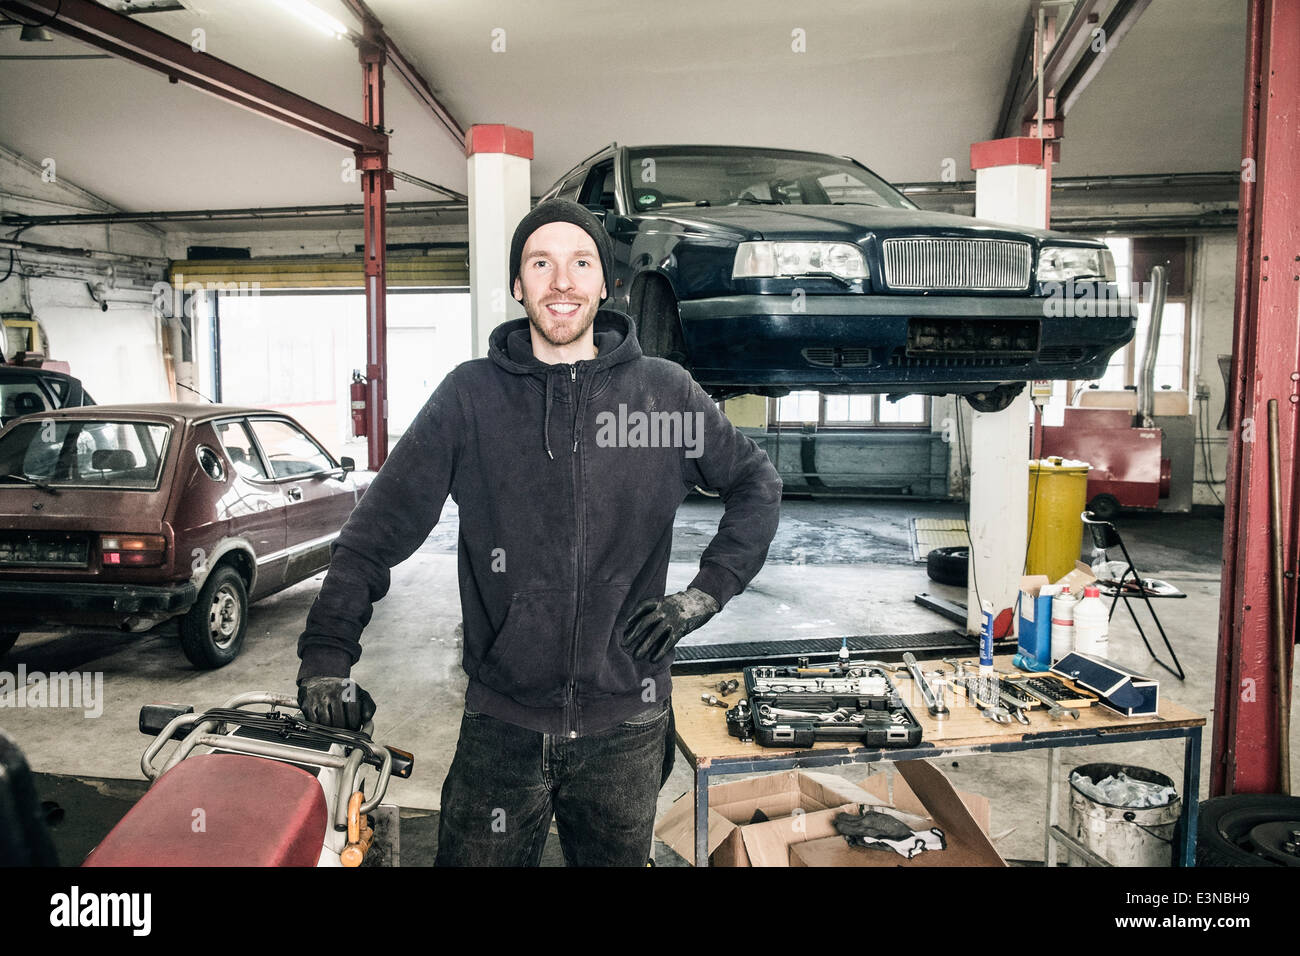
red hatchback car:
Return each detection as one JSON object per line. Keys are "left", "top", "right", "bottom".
{"left": 0, "top": 404, "right": 371, "bottom": 667}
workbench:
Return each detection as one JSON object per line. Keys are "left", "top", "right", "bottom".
{"left": 671, "top": 656, "right": 1206, "bottom": 867}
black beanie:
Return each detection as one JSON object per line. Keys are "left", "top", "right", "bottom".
{"left": 509, "top": 199, "right": 614, "bottom": 303}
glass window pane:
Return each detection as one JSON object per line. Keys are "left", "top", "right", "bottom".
{"left": 216, "top": 420, "right": 269, "bottom": 480}
{"left": 248, "top": 419, "right": 332, "bottom": 478}
{"left": 824, "top": 395, "right": 849, "bottom": 422}
{"left": 776, "top": 390, "right": 821, "bottom": 424}
{"left": 879, "top": 394, "right": 926, "bottom": 423}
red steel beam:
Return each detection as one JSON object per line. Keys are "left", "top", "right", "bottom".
{"left": 358, "top": 25, "right": 391, "bottom": 471}
{"left": 339, "top": 0, "right": 465, "bottom": 145}
{"left": 0, "top": 0, "right": 386, "bottom": 154}
{"left": 1213, "top": 0, "right": 1299, "bottom": 796}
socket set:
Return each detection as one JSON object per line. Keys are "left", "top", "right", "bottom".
{"left": 726, "top": 661, "right": 923, "bottom": 749}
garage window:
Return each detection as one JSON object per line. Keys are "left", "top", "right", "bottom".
{"left": 769, "top": 391, "right": 928, "bottom": 428}
{"left": 1085, "top": 237, "right": 1191, "bottom": 393}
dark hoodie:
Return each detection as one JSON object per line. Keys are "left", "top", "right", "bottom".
{"left": 297, "top": 309, "right": 783, "bottom": 736}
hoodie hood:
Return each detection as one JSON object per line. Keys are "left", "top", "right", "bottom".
{"left": 487, "top": 308, "right": 643, "bottom": 460}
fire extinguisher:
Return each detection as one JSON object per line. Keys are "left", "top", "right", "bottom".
{"left": 350, "top": 370, "right": 368, "bottom": 438}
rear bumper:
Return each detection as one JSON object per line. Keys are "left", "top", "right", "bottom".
{"left": 0, "top": 580, "right": 198, "bottom": 628}
{"left": 678, "top": 293, "right": 1134, "bottom": 390}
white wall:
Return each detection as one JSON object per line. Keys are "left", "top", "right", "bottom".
{"left": 1190, "top": 233, "right": 1236, "bottom": 506}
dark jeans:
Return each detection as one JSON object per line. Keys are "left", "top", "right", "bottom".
{"left": 434, "top": 697, "right": 671, "bottom": 867}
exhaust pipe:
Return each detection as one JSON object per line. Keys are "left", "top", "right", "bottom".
{"left": 1137, "top": 264, "right": 1167, "bottom": 428}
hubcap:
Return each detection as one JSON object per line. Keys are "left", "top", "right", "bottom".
{"left": 208, "top": 584, "right": 241, "bottom": 649}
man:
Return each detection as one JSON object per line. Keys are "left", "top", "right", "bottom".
{"left": 295, "top": 199, "right": 782, "bottom": 866}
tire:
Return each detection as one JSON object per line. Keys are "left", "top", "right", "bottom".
{"left": 1087, "top": 494, "right": 1121, "bottom": 522}
{"left": 965, "top": 383, "right": 1025, "bottom": 413}
{"left": 1196, "top": 794, "right": 1300, "bottom": 867}
{"left": 179, "top": 565, "right": 248, "bottom": 669}
{"left": 0, "top": 630, "right": 19, "bottom": 659}
{"left": 635, "top": 279, "right": 688, "bottom": 366}
{"left": 926, "top": 546, "right": 969, "bottom": 587}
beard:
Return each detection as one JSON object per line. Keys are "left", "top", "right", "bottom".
{"left": 521, "top": 292, "right": 600, "bottom": 348}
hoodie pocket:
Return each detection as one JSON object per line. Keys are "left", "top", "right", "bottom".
{"left": 475, "top": 588, "right": 573, "bottom": 708}
{"left": 583, "top": 582, "right": 646, "bottom": 697}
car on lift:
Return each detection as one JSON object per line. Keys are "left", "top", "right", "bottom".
{"left": 0, "top": 404, "right": 370, "bottom": 668}
{"left": 0, "top": 365, "right": 95, "bottom": 427}
{"left": 542, "top": 144, "right": 1135, "bottom": 410}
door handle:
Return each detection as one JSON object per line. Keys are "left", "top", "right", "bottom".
{"left": 287, "top": 487, "right": 303, "bottom": 502}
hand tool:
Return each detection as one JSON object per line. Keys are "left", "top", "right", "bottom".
{"left": 1004, "top": 677, "right": 1079, "bottom": 720}
{"left": 701, "top": 693, "right": 729, "bottom": 708}
{"left": 903, "top": 652, "right": 949, "bottom": 717}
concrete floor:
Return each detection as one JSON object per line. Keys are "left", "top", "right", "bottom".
{"left": 4, "top": 496, "right": 1297, "bottom": 865}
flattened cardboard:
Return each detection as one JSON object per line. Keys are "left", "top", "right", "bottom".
{"left": 790, "top": 761, "right": 1006, "bottom": 867}
{"left": 655, "top": 770, "right": 881, "bottom": 866}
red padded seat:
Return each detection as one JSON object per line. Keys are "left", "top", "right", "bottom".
{"left": 83, "top": 753, "right": 327, "bottom": 867}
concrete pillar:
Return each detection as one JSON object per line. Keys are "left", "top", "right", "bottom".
{"left": 965, "top": 136, "right": 1046, "bottom": 637}
{"left": 466, "top": 124, "right": 533, "bottom": 359}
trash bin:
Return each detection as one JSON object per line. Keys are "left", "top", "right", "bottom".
{"left": 1067, "top": 763, "right": 1180, "bottom": 866}
{"left": 1027, "top": 457, "right": 1090, "bottom": 582}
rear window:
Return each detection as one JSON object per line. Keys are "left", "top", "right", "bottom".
{"left": 0, "top": 378, "right": 52, "bottom": 424}
{"left": 0, "top": 419, "right": 172, "bottom": 490}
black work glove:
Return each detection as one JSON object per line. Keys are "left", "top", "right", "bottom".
{"left": 297, "top": 677, "right": 377, "bottom": 730}
{"left": 621, "top": 587, "right": 720, "bottom": 664}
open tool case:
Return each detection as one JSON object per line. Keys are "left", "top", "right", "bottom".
{"left": 726, "top": 661, "right": 922, "bottom": 749}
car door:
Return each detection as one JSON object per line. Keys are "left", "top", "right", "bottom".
{"left": 211, "top": 419, "right": 288, "bottom": 598}
{"left": 246, "top": 417, "right": 354, "bottom": 585}
{"left": 577, "top": 158, "right": 636, "bottom": 306}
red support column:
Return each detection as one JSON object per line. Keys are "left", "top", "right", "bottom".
{"left": 357, "top": 28, "right": 392, "bottom": 471}
{"left": 1213, "top": 0, "right": 1299, "bottom": 796}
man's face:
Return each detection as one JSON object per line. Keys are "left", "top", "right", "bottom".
{"left": 513, "top": 221, "right": 606, "bottom": 349}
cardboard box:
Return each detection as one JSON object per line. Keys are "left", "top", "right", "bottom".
{"left": 789, "top": 761, "right": 1006, "bottom": 867}
{"left": 1052, "top": 651, "right": 1159, "bottom": 717}
{"left": 1017, "top": 574, "right": 1052, "bottom": 667}
{"left": 655, "top": 770, "right": 890, "bottom": 866}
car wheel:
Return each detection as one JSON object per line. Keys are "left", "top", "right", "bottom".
{"left": 0, "top": 630, "right": 19, "bottom": 659}
{"left": 179, "top": 565, "right": 248, "bottom": 669}
{"left": 964, "top": 383, "right": 1025, "bottom": 413}
{"left": 636, "top": 280, "right": 688, "bottom": 366}
{"left": 1196, "top": 795, "right": 1300, "bottom": 867}
{"left": 926, "top": 546, "right": 969, "bottom": 587}
{"left": 1087, "top": 493, "right": 1121, "bottom": 521}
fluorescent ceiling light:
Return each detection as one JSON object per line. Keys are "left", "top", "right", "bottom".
{"left": 271, "top": 0, "right": 348, "bottom": 39}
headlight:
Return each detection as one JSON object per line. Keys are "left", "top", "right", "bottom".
{"left": 1037, "top": 246, "right": 1115, "bottom": 283}
{"left": 733, "top": 241, "right": 867, "bottom": 281}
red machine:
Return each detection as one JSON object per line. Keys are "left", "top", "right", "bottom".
{"left": 350, "top": 370, "right": 368, "bottom": 438}
{"left": 1040, "top": 406, "right": 1172, "bottom": 518}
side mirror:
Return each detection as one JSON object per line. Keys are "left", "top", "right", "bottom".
{"left": 339, "top": 456, "right": 355, "bottom": 476}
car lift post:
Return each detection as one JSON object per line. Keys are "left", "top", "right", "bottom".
{"left": 962, "top": 136, "right": 1049, "bottom": 639}
{"left": 1213, "top": 0, "right": 1298, "bottom": 797}
{"left": 465, "top": 126, "right": 533, "bottom": 360}
{"left": 357, "top": 23, "right": 392, "bottom": 471}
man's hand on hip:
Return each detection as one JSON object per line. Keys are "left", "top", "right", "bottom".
{"left": 297, "top": 676, "right": 377, "bottom": 730}
{"left": 621, "top": 587, "right": 720, "bottom": 664}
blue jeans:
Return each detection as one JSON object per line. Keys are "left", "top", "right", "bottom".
{"left": 434, "top": 697, "right": 671, "bottom": 866}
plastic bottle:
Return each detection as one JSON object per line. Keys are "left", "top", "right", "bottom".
{"left": 1073, "top": 585, "right": 1109, "bottom": 657}
{"left": 1050, "top": 586, "right": 1076, "bottom": 662}
{"left": 979, "top": 600, "right": 994, "bottom": 674}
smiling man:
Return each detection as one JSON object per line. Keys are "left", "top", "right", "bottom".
{"left": 294, "top": 199, "right": 782, "bottom": 866}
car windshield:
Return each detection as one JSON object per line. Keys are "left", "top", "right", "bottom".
{"left": 626, "top": 147, "right": 915, "bottom": 211}
{"left": 0, "top": 419, "right": 171, "bottom": 490}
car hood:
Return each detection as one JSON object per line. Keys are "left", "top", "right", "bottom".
{"left": 654, "top": 204, "right": 1086, "bottom": 245}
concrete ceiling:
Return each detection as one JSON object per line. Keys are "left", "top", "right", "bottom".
{"left": 0, "top": 0, "right": 1245, "bottom": 227}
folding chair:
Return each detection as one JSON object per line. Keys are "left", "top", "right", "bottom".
{"left": 1080, "top": 511, "right": 1186, "bottom": 680}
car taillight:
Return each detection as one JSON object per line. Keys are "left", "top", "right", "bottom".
{"left": 100, "top": 534, "right": 166, "bottom": 567}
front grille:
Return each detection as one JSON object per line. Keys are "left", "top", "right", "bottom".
{"left": 888, "top": 351, "right": 1020, "bottom": 369}
{"left": 882, "top": 237, "right": 1032, "bottom": 291}
{"left": 905, "top": 318, "right": 1040, "bottom": 358}
{"left": 0, "top": 532, "right": 91, "bottom": 568}
{"left": 801, "top": 347, "right": 873, "bottom": 368}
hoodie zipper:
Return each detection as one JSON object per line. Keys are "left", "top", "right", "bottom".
{"left": 567, "top": 362, "right": 583, "bottom": 738}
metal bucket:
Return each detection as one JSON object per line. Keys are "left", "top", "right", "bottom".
{"left": 1067, "top": 763, "right": 1180, "bottom": 867}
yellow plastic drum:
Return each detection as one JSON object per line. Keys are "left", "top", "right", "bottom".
{"left": 1026, "top": 457, "right": 1091, "bottom": 582}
